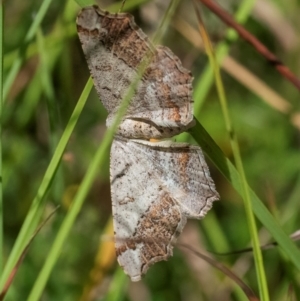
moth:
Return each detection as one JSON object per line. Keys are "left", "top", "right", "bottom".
{"left": 77, "top": 5, "right": 219, "bottom": 281}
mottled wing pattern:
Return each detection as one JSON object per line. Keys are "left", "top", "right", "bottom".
{"left": 131, "top": 139, "right": 219, "bottom": 218}
{"left": 76, "top": 6, "right": 194, "bottom": 139}
{"left": 110, "top": 137, "right": 218, "bottom": 281}
{"left": 110, "top": 138, "right": 186, "bottom": 281}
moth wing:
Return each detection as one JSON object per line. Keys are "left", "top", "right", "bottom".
{"left": 110, "top": 138, "right": 186, "bottom": 281}
{"left": 76, "top": 6, "right": 193, "bottom": 138}
{"left": 131, "top": 139, "right": 219, "bottom": 218}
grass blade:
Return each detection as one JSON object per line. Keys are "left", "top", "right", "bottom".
{"left": 103, "top": 267, "right": 128, "bottom": 301}
{"left": 27, "top": 128, "right": 112, "bottom": 301}
{"left": 3, "top": 0, "right": 53, "bottom": 101}
{"left": 180, "top": 244, "right": 259, "bottom": 301}
{"left": 193, "top": 0, "right": 256, "bottom": 114}
{"left": 0, "top": 2, "right": 4, "bottom": 274}
{"left": 190, "top": 120, "right": 300, "bottom": 272}
{"left": 193, "top": 4, "right": 269, "bottom": 299}
{"left": 0, "top": 78, "right": 93, "bottom": 291}
{"left": 0, "top": 207, "right": 58, "bottom": 301}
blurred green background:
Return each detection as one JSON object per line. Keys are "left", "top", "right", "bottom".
{"left": 2, "top": 0, "right": 300, "bottom": 300}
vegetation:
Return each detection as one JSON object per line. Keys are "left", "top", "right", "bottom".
{"left": 1, "top": 0, "right": 300, "bottom": 300}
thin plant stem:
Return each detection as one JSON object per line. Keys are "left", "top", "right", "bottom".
{"left": 190, "top": 120, "right": 300, "bottom": 270}
{"left": 194, "top": 0, "right": 256, "bottom": 114}
{"left": 27, "top": 126, "right": 111, "bottom": 301}
{"left": 193, "top": 4, "right": 270, "bottom": 300}
{"left": 3, "top": 0, "right": 53, "bottom": 101}
{"left": 152, "top": 0, "right": 181, "bottom": 44}
{"left": 0, "top": 78, "right": 94, "bottom": 291}
{"left": 198, "top": 0, "right": 300, "bottom": 91}
{"left": 0, "top": 3, "right": 4, "bottom": 274}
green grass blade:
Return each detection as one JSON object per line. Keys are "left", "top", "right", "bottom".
{"left": 190, "top": 120, "right": 300, "bottom": 271}
{"left": 193, "top": 0, "right": 256, "bottom": 114}
{"left": 37, "top": 28, "right": 57, "bottom": 126}
{"left": 0, "top": 78, "right": 93, "bottom": 290}
{"left": 102, "top": 0, "right": 151, "bottom": 12}
{"left": 0, "top": 3, "right": 4, "bottom": 274}
{"left": 37, "top": 26, "right": 65, "bottom": 206}
{"left": 152, "top": 0, "right": 181, "bottom": 44}
{"left": 27, "top": 126, "right": 112, "bottom": 301}
{"left": 103, "top": 267, "right": 128, "bottom": 301}
{"left": 3, "top": 0, "right": 53, "bottom": 100}
{"left": 36, "top": 26, "right": 61, "bottom": 151}
{"left": 3, "top": 0, "right": 149, "bottom": 75}
{"left": 196, "top": 4, "right": 269, "bottom": 298}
